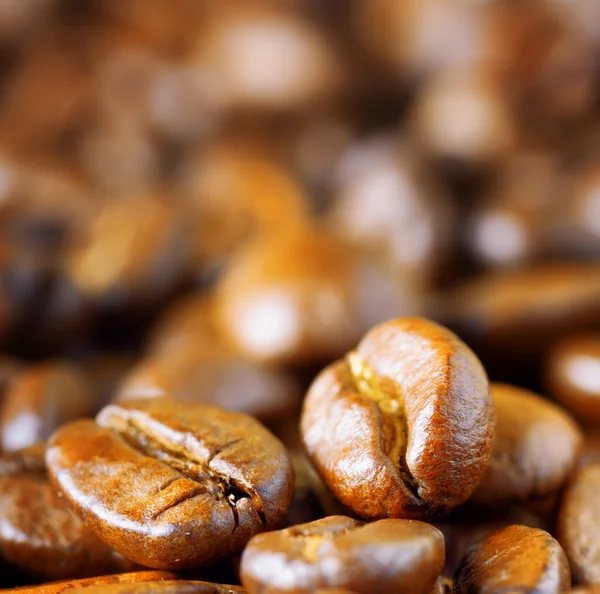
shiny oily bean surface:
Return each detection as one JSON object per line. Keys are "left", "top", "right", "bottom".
{"left": 46, "top": 399, "right": 294, "bottom": 570}
{"left": 470, "top": 383, "right": 582, "bottom": 507}
{"left": 436, "top": 507, "right": 547, "bottom": 578}
{"left": 545, "top": 333, "right": 600, "bottom": 425}
{"left": 5, "top": 571, "right": 181, "bottom": 594}
{"left": 0, "top": 361, "right": 92, "bottom": 451}
{"left": 456, "top": 525, "right": 570, "bottom": 594}
{"left": 240, "top": 515, "right": 445, "bottom": 594}
{"left": 215, "top": 230, "right": 362, "bottom": 366}
{"left": 116, "top": 351, "right": 300, "bottom": 427}
{"left": 301, "top": 317, "right": 493, "bottom": 519}
{"left": 215, "top": 230, "right": 419, "bottom": 367}
{"left": 69, "top": 583, "right": 244, "bottom": 594}
{"left": 0, "top": 447, "right": 136, "bottom": 581}
{"left": 558, "top": 463, "right": 600, "bottom": 585}
{"left": 443, "top": 264, "right": 600, "bottom": 367}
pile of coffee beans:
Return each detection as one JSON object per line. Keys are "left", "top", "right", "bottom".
{"left": 1, "top": 1, "right": 600, "bottom": 592}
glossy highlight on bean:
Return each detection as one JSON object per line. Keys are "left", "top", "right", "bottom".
{"left": 46, "top": 399, "right": 294, "bottom": 569}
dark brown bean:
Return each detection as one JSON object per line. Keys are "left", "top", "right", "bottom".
{"left": 216, "top": 231, "right": 420, "bottom": 366}
{"left": 7, "top": 577, "right": 244, "bottom": 594}
{"left": 0, "top": 446, "right": 136, "bottom": 581}
{"left": 240, "top": 516, "right": 445, "bottom": 594}
{"left": 436, "top": 507, "right": 547, "bottom": 578}
{"left": 470, "top": 383, "right": 582, "bottom": 507}
{"left": 65, "top": 195, "right": 190, "bottom": 311}
{"left": 116, "top": 350, "right": 301, "bottom": 427}
{"left": 558, "top": 463, "right": 600, "bottom": 585}
{"left": 46, "top": 398, "right": 294, "bottom": 569}
{"left": 301, "top": 317, "right": 493, "bottom": 519}
{"left": 179, "top": 141, "right": 311, "bottom": 277}
{"left": 0, "top": 361, "right": 92, "bottom": 451}
{"left": 71, "top": 583, "right": 244, "bottom": 593}
{"left": 456, "top": 525, "right": 570, "bottom": 594}
{"left": 443, "top": 263, "right": 600, "bottom": 367}
{"left": 545, "top": 332, "right": 600, "bottom": 425}
{"left": 4, "top": 571, "right": 182, "bottom": 594}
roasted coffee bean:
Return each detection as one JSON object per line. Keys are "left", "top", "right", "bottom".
{"left": 5, "top": 571, "right": 181, "bottom": 594}
{"left": 179, "top": 141, "right": 311, "bottom": 278}
{"left": 0, "top": 361, "right": 92, "bottom": 451}
{"left": 46, "top": 398, "right": 294, "bottom": 569}
{"left": 0, "top": 446, "right": 136, "bottom": 581}
{"left": 8, "top": 578, "right": 244, "bottom": 594}
{"left": 216, "top": 229, "right": 421, "bottom": 367}
{"left": 240, "top": 516, "right": 445, "bottom": 594}
{"left": 545, "top": 332, "right": 600, "bottom": 425}
{"left": 558, "top": 463, "right": 600, "bottom": 585}
{"left": 215, "top": 228, "right": 357, "bottom": 366}
{"left": 116, "top": 351, "right": 301, "bottom": 428}
{"left": 436, "top": 507, "right": 547, "bottom": 578}
{"left": 301, "top": 317, "right": 493, "bottom": 519}
{"left": 65, "top": 195, "right": 190, "bottom": 311}
{"left": 456, "top": 525, "right": 570, "bottom": 594}
{"left": 470, "top": 383, "right": 581, "bottom": 507}
{"left": 443, "top": 263, "right": 600, "bottom": 367}
{"left": 69, "top": 583, "right": 245, "bottom": 593}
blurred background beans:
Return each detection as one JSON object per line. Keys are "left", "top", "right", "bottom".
{"left": 0, "top": 0, "right": 600, "bottom": 590}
